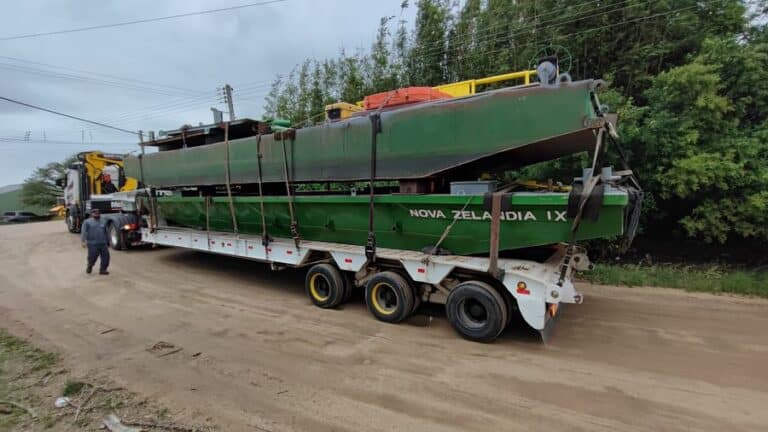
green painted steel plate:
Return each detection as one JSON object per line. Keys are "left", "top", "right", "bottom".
{"left": 126, "top": 81, "right": 599, "bottom": 187}
{"left": 156, "top": 191, "right": 627, "bottom": 255}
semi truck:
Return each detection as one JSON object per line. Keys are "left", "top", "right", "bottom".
{"left": 65, "top": 69, "right": 640, "bottom": 343}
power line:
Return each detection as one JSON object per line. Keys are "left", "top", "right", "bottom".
{"left": 0, "top": 96, "right": 139, "bottom": 136}
{"left": 413, "top": 0, "right": 652, "bottom": 61}
{"left": 0, "top": 0, "right": 287, "bottom": 41}
{"left": 470, "top": 2, "right": 709, "bottom": 63}
{"left": 0, "top": 55, "right": 203, "bottom": 96}
{"left": 0, "top": 62, "right": 196, "bottom": 98}
{"left": 0, "top": 137, "right": 135, "bottom": 148}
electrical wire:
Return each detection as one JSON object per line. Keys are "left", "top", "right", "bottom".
{"left": 0, "top": 0, "right": 288, "bottom": 41}
{"left": 0, "top": 137, "right": 135, "bottom": 148}
{"left": 0, "top": 54, "right": 204, "bottom": 96}
{"left": 411, "top": 0, "right": 654, "bottom": 61}
{"left": 469, "top": 2, "right": 709, "bottom": 62}
{"left": 0, "top": 95, "right": 139, "bottom": 135}
{"left": 0, "top": 62, "right": 198, "bottom": 98}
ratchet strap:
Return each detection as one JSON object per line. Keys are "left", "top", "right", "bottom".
{"left": 279, "top": 131, "right": 300, "bottom": 248}
{"left": 487, "top": 192, "right": 503, "bottom": 279}
{"left": 222, "top": 121, "right": 239, "bottom": 235}
{"left": 366, "top": 113, "right": 382, "bottom": 261}
{"left": 255, "top": 133, "right": 271, "bottom": 247}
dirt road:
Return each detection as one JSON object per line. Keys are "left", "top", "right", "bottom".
{"left": 1, "top": 221, "right": 766, "bottom": 431}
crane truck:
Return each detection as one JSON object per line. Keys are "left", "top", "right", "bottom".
{"left": 59, "top": 151, "right": 144, "bottom": 250}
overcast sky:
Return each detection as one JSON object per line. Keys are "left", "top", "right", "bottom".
{"left": 0, "top": 0, "right": 415, "bottom": 186}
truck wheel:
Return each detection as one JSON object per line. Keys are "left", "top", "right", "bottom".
{"left": 305, "top": 264, "right": 345, "bottom": 308}
{"left": 446, "top": 281, "right": 509, "bottom": 343}
{"left": 107, "top": 223, "right": 126, "bottom": 250}
{"left": 365, "top": 271, "right": 415, "bottom": 323}
{"left": 66, "top": 213, "right": 80, "bottom": 233}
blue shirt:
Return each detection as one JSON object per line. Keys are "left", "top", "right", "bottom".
{"left": 81, "top": 218, "right": 108, "bottom": 245}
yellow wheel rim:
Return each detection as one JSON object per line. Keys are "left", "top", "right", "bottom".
{"left": 371, "top": 282, "right": 397, "bottom": 316}
{"left": 309, "top": 273, "right": 330, "bottom": 302}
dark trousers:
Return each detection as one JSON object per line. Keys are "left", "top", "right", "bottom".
{"left": 87, "top": 243, "right": 110, "bottom": 272}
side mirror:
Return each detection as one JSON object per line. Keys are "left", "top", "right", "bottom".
{"left": 55, "top": 178, "right": 66, "bottom": 188}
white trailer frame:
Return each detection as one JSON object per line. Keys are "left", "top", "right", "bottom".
{"left": 141, "top": 227, "right": 588, "bottom": 334}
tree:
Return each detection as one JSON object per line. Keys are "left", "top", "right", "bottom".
{"left": 645, "top": 39, "right": 768, "bottom": 244}
{"left": 338, "top": 50, "right": 367, "bottom": 104}
{"left": 20, "top": 156, "right": 75, "bottom": 209}
{"left": 407, "top": 0, "right": 451, "bottom": 86}
{"left": 262, "top": 76, "right": 284, "bottom": 119}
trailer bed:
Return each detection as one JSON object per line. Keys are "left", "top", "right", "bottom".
{"left": 142, "top": 227, "right": 586, "bottom": 337}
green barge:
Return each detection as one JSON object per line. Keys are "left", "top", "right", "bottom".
{"left": 158, "top": 191, "right": 628, "bottom": 256}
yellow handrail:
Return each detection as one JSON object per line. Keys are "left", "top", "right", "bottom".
{"left": 434, "top": 69, "right": 538, "bottom": 97}
{"left": 353, "top": 69, "right": 539, "bottom": 107}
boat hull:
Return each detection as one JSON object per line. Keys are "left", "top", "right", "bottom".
{"left": 125, "top": 81, "right": 600, "bottom": 187}
{"left": 156, "top": 191, "right": 628, "bottom": 255}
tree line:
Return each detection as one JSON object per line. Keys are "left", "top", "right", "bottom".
{"left": 262, "top": 0, "right": 768, "bottom": 257}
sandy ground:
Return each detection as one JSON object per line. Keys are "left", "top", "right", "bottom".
{"left": 1, "top": 220, "right": 767, "bottom": 432}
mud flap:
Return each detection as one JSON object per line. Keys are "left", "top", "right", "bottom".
{"left": 513, "top": 295, "right": 547, "bottom": 331}
{"left": 539, "top": 304, "right": 563, "bottom": 344}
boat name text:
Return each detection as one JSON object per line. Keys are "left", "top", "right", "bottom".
{"left": 408, "top": 209, "right": 568, "bottom": 222}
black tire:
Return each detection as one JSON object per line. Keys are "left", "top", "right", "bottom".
{"left": 305, "top": 264, "right": 346, "bottom": 308}
{"left": 446, "top": 281, "right": 509, "bottom": 343}
{"left": 341, "top": 272, "right": 355, "bottom": 303}
{"left": 411, "top": 286, "right": 422, "bottom": 314}
{"left": 107, "top": 223, "right": 126, "bottom": 250}
{"left": 66, "top": 212, "right": 80, "bottom": 233}
{"left": 365, "top": 271, "right": 415, "bottom": 323}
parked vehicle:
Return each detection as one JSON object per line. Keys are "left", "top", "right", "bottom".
{"left": 1, "top": 211, "right": 52, "bottom": 223}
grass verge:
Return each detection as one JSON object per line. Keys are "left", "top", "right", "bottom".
{"left": 580, "top": 264, "right": 768, "bottom": 297}
{"left": 0, "top": 328, "right": 215, "bottom": 431}
{"left": 0, "top": 330, "right": 59, "bottom": 429}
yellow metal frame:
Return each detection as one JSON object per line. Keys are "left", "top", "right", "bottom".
{"left": 434, "top": 69, "right": 538, "bottom": 97}
{"left": 81, "top": 152, "right": 138, "bottom": 195}
{"left": 354, "top": 69, "right": 538, "bottom": 106}
{"left": 324, "top": 102, "right": 364, "bottom": 120}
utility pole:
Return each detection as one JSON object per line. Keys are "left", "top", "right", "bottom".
{"left": 222, "top": 84, "right": 235, "bottom": 121}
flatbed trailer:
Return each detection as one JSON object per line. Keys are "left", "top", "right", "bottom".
{"left": 141, "top": 226, "right": 589, "bottom": 342}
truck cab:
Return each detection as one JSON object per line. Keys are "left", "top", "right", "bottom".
{"left": 60, "top": 151, "right": 143, "bottom": 249}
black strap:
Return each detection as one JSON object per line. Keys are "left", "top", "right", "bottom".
{"left": 366, "top": 114, "right": 382, "bottom": 261}
{"left": 280, "top": 132, "right": 300, "bottom": 248}
{"left": 255, "top": 133, "right": 271, "bottom": 247}
{"left": 205, "top": 195, "right": 211, "bottom": 247}
{"left": 222, "top": 122, "right": 239, "bottom": 235}
{"left": 487, "top": 192, "right": 504, "bottom": 280}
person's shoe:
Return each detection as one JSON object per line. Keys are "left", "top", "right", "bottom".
{"left": 99, "top": 271, "right": 109, "bottom": 275}
{"left": 86, "top": 265, "right": 93, "bottom": 274}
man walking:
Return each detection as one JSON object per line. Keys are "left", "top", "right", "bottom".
{"left": 81, "top": 208, "right": 110, "bottom": 275}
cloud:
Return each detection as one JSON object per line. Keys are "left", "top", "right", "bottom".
{"left": 0, "top": 0, "right": 414, "bottom": 185}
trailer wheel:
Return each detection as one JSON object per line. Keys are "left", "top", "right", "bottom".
{"left": 107, "top": 223, "right": 126, "bottom": 250}
{"left": 446, "top": 281, "right": 509, "bottom": 343}
{"left": 66, "top": 212, "right": 80, "bottom": 233}
{"left": 365, "top": 271, "right": 415, "bottom": 323}
{"left": 305, "top": 264, "right": 345, "bottom": 308}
